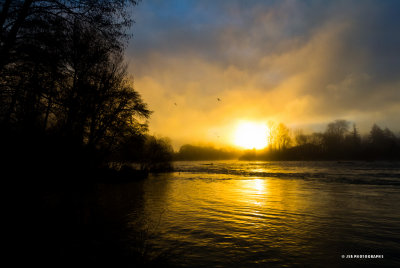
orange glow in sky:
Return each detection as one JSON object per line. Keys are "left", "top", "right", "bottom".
{"left": 128, "top": 1, "right": 400, "bottom": 149}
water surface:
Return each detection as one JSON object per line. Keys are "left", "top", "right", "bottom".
{"left": 118, "top": 161, "right": 400, "bottom": 267}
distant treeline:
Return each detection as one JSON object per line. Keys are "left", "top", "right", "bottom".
{"left": 0, "top": 1, "right": 173, "bottom": 178}
{"left": 242, "top": 120, "right": 400, "bottom": 161}
{"left": 175, "top": 120, "right": 400, "bottom": 161}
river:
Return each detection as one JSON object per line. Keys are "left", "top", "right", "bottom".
{"left": 94, "top": 161, "right": 400, "bottom": 267}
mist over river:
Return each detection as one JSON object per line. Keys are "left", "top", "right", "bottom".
{"left": 93, "top": 161, "right": 400, "bottom": 267}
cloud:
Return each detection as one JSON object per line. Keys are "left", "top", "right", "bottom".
{"left": 127, "top": 0, "right": 400, "bottom": 148}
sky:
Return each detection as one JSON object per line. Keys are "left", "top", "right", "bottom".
{"left": 125, "top": 0, "right": 400, "bottom": 149}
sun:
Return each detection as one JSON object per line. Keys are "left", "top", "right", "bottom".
{"left": 234, "top": 122, "right": 269, "bottom": 149}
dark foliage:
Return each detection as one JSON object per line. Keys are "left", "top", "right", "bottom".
{"left": 0, "top": 0, "right": 171, "bottom": 178}
{"left": 1, "top": 1, "right": 175, "bottom": 266}
{"left": 175, "top": 144, "right": 240, "bottom": 161}
{"left": 115, "top": 135, "right": 174, "bottom": 172}
{"left": 243, "top": 120, "right": 400, "bottom": 161}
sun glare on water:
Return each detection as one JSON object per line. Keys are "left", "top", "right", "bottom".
{"left": 234, "top": 122, "right": 269, "bottom": 149}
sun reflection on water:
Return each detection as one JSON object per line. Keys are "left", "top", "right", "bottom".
{"left": 251, "top": 178, "right": 266, "bottom": 193}
{"left": 133, "top": 161, "right": 400, "bottom": 267}
{"left": 141, "top": 170, "right": 323, "bottom": 265}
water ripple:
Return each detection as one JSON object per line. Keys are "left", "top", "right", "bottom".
{"left": 135, "top": 161, "right": 400, "bottom": 267}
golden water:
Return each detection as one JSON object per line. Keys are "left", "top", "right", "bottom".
{"left": 106, "top": 161, "right": 400, "bottom": 266}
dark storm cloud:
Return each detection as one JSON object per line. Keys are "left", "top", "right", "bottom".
{"left": 131, "top": 0, "right": 400, "bottom": 79}
{"left": 130, "top": 0, "right": 324, "bottom": 67}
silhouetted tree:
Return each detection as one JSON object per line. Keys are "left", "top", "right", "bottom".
{"left": 1, "top": 0, "right": 139, "bottom": 130}
{"left": 343, "top": 123, "right": 362, "bottom": 158}
{"left": 267, "top": 122, "right": 291, "bottom": 152}
{"left": 294, "top": 130, "right": 308, "bottom": 146}
{"left": 348, "top": 124, "right": 361, "bottom": 145}
{"left": 247, "top": 120, "right": 399, "bottom": 161}
{"left": 140, "top": 136, "right": 174, "bottom": 171}
{"left": 0, "top": 0, "right": 152, "bottom": 174}
{"left": 175, "top": 144, "right": 239, "bottom": 161}
{"left": 0, "top": 0, "right": 138, "bottom": 69}
{"left": 322, "top": 119, "right": 350, "bottom": 157}
{"left": 53, "top": 23, "right": 150, "bottom": 156}
{"left": 366, "top": 124, "right": 400, "bottom": 159}
{"left": 276, "top": 123, "right": 291, "bottom": 150}
{"left": 324, "top": 120, "right": 349, "bottom": 144}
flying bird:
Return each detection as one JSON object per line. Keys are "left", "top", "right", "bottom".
{"left": 217, "top": 98, "right": 221, "bottom": 101}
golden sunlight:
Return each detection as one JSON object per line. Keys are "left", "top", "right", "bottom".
{"left": 233, "top": 122, "right": 269, "bottom": 149}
